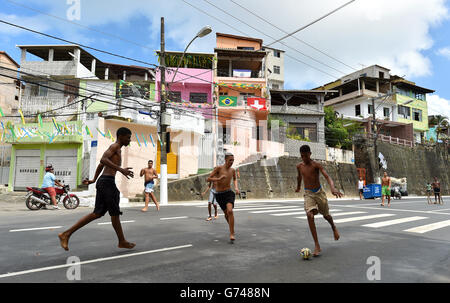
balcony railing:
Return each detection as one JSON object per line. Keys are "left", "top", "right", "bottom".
{"left": 217, "top": 69, "right": 264, "bottom": 79}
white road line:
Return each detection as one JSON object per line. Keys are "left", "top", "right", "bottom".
{"left": 404, "top": 220, "right": 450, "bottom": 234}
{"left": 233, "top": 206, "right": 302, "bottom": 212}
{"left": 160, "top": 216, "right": 188, "bottom": 220}
{"left": 295, "top": 211, "right": 366, "bottom": 219}
{"left": 271, "top": 211, "right": 305, "bottom": 216}
{"left": 9, "top": 226, "right": 63, "bottom": 233}
{"left": 336, "top": 205, "right": 448, "bottom": 216}
{"left": 333, "top": 214, "right": 395, "bottom": 223}
{"left": 97, "top": 220, "right": 135, "bottom": 225}
{"left": 0, "top": 244, "right": 193, "bottom": 279}
{"left": 250, "top": 208, "right": 302, "bottom": 214}
{"left": 195, "top": 204, "right": 278, "bottom": 208}
{"left": 363, "top": 216, "right": 428, "bottom": 228}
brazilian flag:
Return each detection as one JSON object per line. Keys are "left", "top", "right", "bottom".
{"left": 219, "top": 96, "right": 237, "bottom": 107}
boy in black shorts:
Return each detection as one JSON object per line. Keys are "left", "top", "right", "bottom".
{"left": 207, "top": 153, "right": 239, "bottom": 242}
{"left": 58, "top": 127, "right": 136, "bottom": 251}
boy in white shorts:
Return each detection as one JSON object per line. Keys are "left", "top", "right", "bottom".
{"left": 202, "top": 181, "right": 218, "bottom": 221}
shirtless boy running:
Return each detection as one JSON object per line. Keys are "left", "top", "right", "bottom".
{"left": 295, "top": 145, "right": 342, "bottom": 257}
{"left": 58, "top": 127, "right": 136, "bottom": 251}
{"left": 140, "top": 160, "right": 160, "bottom": 212}
{"left": 207, "top": 153, "right": 239, "bottom": 242}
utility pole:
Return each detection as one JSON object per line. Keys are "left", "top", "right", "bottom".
{"left": 371, "top": 97, "right": 378, "bottom": 179}
{"left": 159, "top": 17, "right": 168, "bottom": 205}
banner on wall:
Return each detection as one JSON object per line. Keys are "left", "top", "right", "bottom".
{"left": 219, "top": 96, "right": 237, "bottom": 107}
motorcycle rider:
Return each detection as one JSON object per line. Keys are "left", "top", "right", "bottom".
{"left": 42, "top": 164, "right": 64, "bottom": 209}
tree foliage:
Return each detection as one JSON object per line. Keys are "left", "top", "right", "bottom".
{"left": 324, "top": 106, "right": 364, "bottom": 150}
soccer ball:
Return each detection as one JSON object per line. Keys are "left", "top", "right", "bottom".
{"left": 300, "top": 248, "right": 311, "bottom": 260}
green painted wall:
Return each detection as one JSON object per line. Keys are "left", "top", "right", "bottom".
{"left": 396, "top": 94, "right": 429, "bottom": 132}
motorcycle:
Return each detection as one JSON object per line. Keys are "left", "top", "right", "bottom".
{"left": 392, "top": 186, "right": 402, "bottom": 200}
{"left": 25, "top": 184, "right": 80, "bottom": 210}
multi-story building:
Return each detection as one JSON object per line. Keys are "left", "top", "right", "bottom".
{"left": 0, "top": 51, "right": 20, "bottom": 115}
{"left": 7, "top": 45, "right": 204, "bottom": 197}
{"left": 269, "top": 89, "right": 334, "bottom": 160}
{"left": 156, "top": 51, "right": 216, "bottom": 170}
{"left": 214, "top": 33, "right": 283, "bottom": 166}
{"left": 317, "top": 65, "right": 434, "bottom": 146}
{"left": 262, "top": 46, "right": 285, "bottom": 89}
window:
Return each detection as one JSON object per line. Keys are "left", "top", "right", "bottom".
{"left": 220, "top": 126, "right": 231, "bottom": 144}
{"left": 86, "top": 113, "right": 96, "bottom": 120}
{"left": 379, "top": 72, "right": 384, "bottom": 79}
{"left": 398, "top": 105, "right": 411, "bottom": 119}
{"left": 167, "top": 91, "right": 181, "bottom": 102}
{"left": 355, "top": 104, "right": 361, "bottom": 116}
{"left": 412, "top": 108, "right": 422, "bottom": 121}
{"left": 273, "top": 65, "right": 280, "bottom": 74}
{"left": 237, "top": 46, "right": 254, "bottom": 50}
{"left": 368, "top": 104, "right": 374, "bottom": 115}
{"left": 289, "top": 123, "right": 318, "bottom": 142}
{"left": 383, "top": 107, "right": 390, "bottom": 118}
{"left": 189, "top": 92, "right": 208, "bottom": 103}
{"left": 272, "top": 84, "right": 279, "bottom": 89}
{"left": 30, "top": 82, "right": 48, "bottom": 97}
{"left": 273, "top": 50, "right": 281, "bottom": 58}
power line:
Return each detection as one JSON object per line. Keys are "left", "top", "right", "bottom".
{"left": 200, "top": 0, "right": 343, "bottom": 78}
{"left": 265, "top": 0, "right": 357, "bottom": 47}
{"left": 228, "top": 0, "right": 357, "bottom": 72}
{"left": 5, "top": 0, "right": 155, "bottom": 51}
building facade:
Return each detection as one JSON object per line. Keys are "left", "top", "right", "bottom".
{"left": 262, "top": 46, "right": 285, "bottom": 89}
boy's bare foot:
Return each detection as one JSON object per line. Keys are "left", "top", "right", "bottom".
{"left": 313, "top": 246, "right": 321, "bottom": 257}
{"left": 333, "top": 228, "right": 340, "bottom": 241}
{"left": 230, "top": 234, "right": 235, "bottom": 243}
{"left": 206, "top": 216, "right": 212, "bottom": 221}
{"left": 58, "top": 233, "right": 69, "bottom": 251}
{"left": 141, "top": 207, "right": 148, "bottom": 212}
{"left": 118, "top": 241, "right": 136, "bottom": 249}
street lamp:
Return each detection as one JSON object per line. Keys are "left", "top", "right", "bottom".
{"left": 169, "top": 26, "right": 212, "bottom": 84}
{"left": 159, "top": 24, "right": 212, "bottom": 206}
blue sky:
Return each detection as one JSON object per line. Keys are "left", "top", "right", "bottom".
{"left": 1, "top": 0, "right": 449, "bottom": 117}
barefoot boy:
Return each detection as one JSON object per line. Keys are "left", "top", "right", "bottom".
{"left": 207, "top": 153, "right": 239, "bottom": 242}
{"left": 202, "top": 181, "right": 218, "bottom": 221}
{"left": 58, "top": 127, "right": 136, "bottom": 251}
{"left": 140, "top": 160, "right": 159, "bottom": 212}
{"left": 295, "top": 145, "right": 342, "bottom": 257}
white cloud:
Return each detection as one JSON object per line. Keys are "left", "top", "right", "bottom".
{"left": 436, "top": 47, "right": 450, "bottom": 60}
{"left": 4, "top": 0, "right": 450, "bottom": 89}
{"left": 427, "top": 94, "right": 450, "bottom": 118}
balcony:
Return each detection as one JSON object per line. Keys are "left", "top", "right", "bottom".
{"left": 270, "top": 104, "right": 323, "bottom": 115}
{"left": 217, "top": 68, "right": 265, "bottom": 79}
{"left": 20, "top": 61, "right": 97, "bottom": 79}
{"left": 20, "top": 95, "right": 79, "bottom": 118}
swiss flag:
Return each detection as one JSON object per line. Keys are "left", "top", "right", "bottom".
{"left": 247, "top": 97, "right": 267, "bottom": 111}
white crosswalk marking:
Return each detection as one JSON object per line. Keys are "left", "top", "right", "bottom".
{"left": 404, "top": 220, "right": 450, "bottom": 234}
{"left": 295, "top": 211, "right": 366, "bottom": 219}
{"left": 271, "top": 211, "right": 306, "bottom": 216}
{"left": 363, "top": 216, "right": 428, "bottom": 228}
{"left": 250, "top": 208, "right": 302, "bottom": 214}
{"left": 233, "top": 206, "right": 301, "bottom": 212}
{"left": 333, "top": 214, "right": 395, "bottom": 223}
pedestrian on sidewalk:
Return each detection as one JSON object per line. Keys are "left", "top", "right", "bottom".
{"left": 207, "top": 153, "right": 239, "bottom": 243}
{"left": 426, "top": 182, "right": 432, "bottom": 204}
{"left": 58, "top": 127, "right": 136, "bottom": 251}
{"left": 358, "top": 177, "right": 364, "bottom": 200}
{"left": 202, "top": 181, "right": 218, "bottom": 221}
{"left": 432, "top": 177, "right": 442, "bottom": 204}
{"left": 295, "top": 145, "right": 342, "bottom": 257}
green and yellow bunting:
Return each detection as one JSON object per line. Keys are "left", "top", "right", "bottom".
{"left": 219, "top": 96, "right": 237, "bottom": 107}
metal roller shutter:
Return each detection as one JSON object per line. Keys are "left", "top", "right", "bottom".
{"left": 14, "top": 150, "right": 41, "bottom": 190}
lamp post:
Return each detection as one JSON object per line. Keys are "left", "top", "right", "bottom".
{"left": 159, "top": 22, "right": 212, "bottom": 206}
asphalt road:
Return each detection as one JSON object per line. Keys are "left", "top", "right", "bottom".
{"left": 0, "top": 196, "right": 449, "bottom": 284}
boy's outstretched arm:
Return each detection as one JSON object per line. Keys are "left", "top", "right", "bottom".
{"left": 83, "top": 163, "right": 105, "bottom": 185}
{"left": 318, "top": 163, "right": 343, "bottom": 198}
{"left": 295, "top": 164, "right": 302, "bottom": 192}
